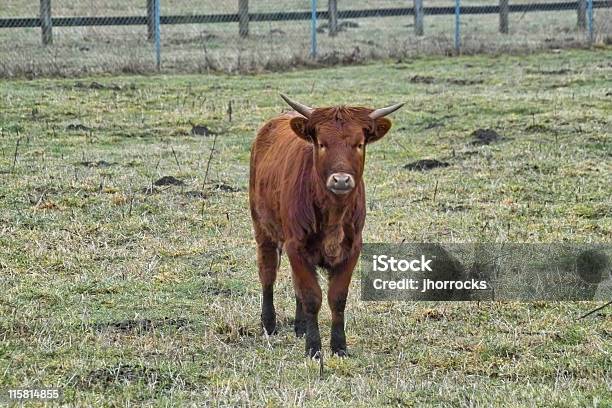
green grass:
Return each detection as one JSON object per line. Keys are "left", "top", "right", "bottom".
{"left": 0, "top": 48, "right": 611, "bottom": 406}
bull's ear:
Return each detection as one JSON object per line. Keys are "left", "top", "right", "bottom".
{"left": 289, "top": 116, "right": 312, "bottom": 142}
{"left": 366, "top": 117, "right": 392, "bottom": 144}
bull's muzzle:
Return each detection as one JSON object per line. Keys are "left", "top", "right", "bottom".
{"left": 326, "top": 172, "right": 355, "bottom": 195}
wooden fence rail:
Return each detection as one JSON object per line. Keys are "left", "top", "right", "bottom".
{"left": 0, "top": 1, "right": 608, "bottom": 43}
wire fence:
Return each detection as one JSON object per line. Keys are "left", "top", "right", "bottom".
{"left": 0, "top": 1, "right": 610, "bottom": 77}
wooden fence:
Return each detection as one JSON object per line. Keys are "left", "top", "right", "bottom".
{"left": 0, "top": 0, "right": 607, "bottom": 47}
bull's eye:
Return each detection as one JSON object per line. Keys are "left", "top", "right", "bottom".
{"left": 318, "top": 143, "right": 326, "bottom": 150}
{"left": 357, "top": 143, "right": 364, "bottom": 149}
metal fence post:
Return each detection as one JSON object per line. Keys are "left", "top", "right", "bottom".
{"left": 414, "top": 0, "right": 424, "bottom": 36}
{"left": 454, "top": 0, "right": 461, "bottom": 53}
{"left": 311, "top": 0, "right": 317, "bottom": 58}
{"left": 154, "top": 0, "right": 161, "bottom": 70}
{"left": 328, "top": 0, "right": 338, "bottom": 37}
{"left": 238, "top": 0, "right": 249, "bottom": 38}
{"left": 40, "top": 0, "right": 52, "bottom": 45}
{"left": 147, "top": 0, "right": 154, "bottom": 41}
{"left": 499, "top": 0, "right": 509, "bottom": 34}
{"left": 577, "top": 0, "right": 587, "bottom": 30}
{"left": 587, "top": 0, "right": 593, "bottom": 43}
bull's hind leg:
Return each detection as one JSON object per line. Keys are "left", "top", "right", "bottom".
{"left": 257, "top": 239, "right": 281, "bottom": 335}
{"left": 287, "top": 242, "right": 322, "bottom": 358}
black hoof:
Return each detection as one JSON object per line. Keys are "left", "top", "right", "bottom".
{"left": 306, "top": 343, "right": 322, "bottom": 359}
{"left": 332, "top": 348, "right": 348, "bottom": 358}
{"left": 307, "top": 349, "right": 322, "bottom": 360}
{"left": 261, "top": 317, "right": 277, "bottom": 335}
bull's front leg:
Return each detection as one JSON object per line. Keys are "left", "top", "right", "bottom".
{"left": 327, "top": 249, "right": 359, "bottom": 357}
{"left": 286, "top": 241, "right": 322, "bottom": 358}
{"left": 293, "top": 295, "right": 306, "bottom": 338}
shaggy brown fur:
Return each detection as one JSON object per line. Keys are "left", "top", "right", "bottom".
{"left": 249, "top": 105, "right": 394, "bottom": 357}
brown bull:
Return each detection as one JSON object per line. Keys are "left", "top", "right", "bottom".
{"left": 249, "top": 94, "right": 404, "bottom": 357}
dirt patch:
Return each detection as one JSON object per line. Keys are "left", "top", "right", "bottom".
{"left": 183, "top": 190, "right": 207, "bottom": 199}
{"left": 75, "top": 81, "right": 136, "bottom": 91}
{"left": 202, "top": 284, "right": 234, "bottom": 297}
{"left": 470, "top": 128, "right": 504, "bottom": 145}
{"left": 409, "top": 75, "right": 483, "bottom": 85}
{"left": 416, "top": 308, "right": 446, "bottom": 322}
{"left": 79, "top": 364, "right": 175, "bottom": 390}
{"left": 215, "top": 323, "right": 258, "bottom": 337}
{"left": 215, "top": 323, "right": 259, "bottom": 343}
{"left": 190, "top": 124, "right": 217, "bottom": 136}
{"left": 211, "top": 182, "right": 242, "bottom": 193}
{"left": 66, "top": 123, "right": 92, "bottom": 132}
{"left": 79, "top": 160, "right": 115, "bottom": 168}
{"left": 153, "top": 176, "right": 185, "bottom": 187}
{"left": 410, "top": 75, "right": 436, "bottom": 84}
{"left": 404, "top": 159, "right": 450, "bottom": 171}
{"left": 94, "top": 318, "right": 189, "bottom": 333}
{"left": 525, "top": 68, "right": 571, "bottom": 75}
{"left": 449, "top": 78, "right": 484, "bottom": 85}
{"left": 0, "top": 322, "right": 32, "bottom": 337}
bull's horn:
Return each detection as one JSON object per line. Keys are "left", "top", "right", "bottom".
{"left": 369, "top": 102, "right": 405, "bottom": 119}
{"left": 280, "top": 93, "right": 314, "bottom": 118}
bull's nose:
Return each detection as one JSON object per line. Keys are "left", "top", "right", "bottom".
{"left": 327, "top": 172, "right": 355, "bottom": 194}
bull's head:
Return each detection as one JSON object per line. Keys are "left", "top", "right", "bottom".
{"left": 281, "top": 94, "right": 404, "bottom": 197}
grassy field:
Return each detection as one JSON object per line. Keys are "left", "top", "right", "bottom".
{"left": 0, "top": 48, "right": 611, "bottom": 406}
